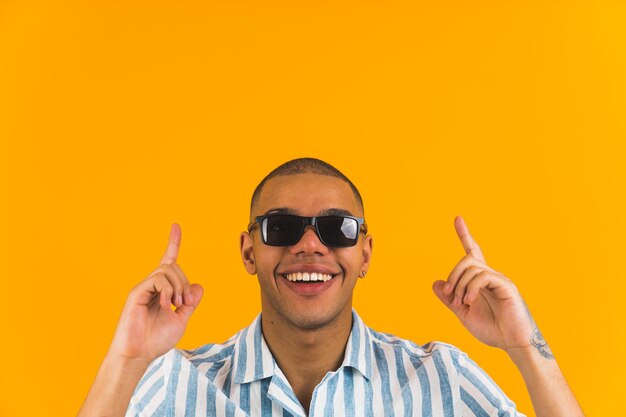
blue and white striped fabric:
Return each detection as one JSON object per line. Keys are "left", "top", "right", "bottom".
{"left": 126, "top": 310, "right": 525, "bottom": 417}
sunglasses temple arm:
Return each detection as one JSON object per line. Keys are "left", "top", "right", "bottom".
{"left": 247, "top": 218, "right": 258, "bottom": 232}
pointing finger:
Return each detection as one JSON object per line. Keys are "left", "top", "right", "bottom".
{"left": 160, "top": 223, "right": 181, "bottom": 265}
{"left": 454, "top": 216, "right": 486, "bottom": 263}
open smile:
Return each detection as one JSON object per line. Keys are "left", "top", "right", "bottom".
{"left": 275, "top": 267, "right": 342, "bottom": 295}
{"left": 281, "top": 272, "right": 336, "bottom": 282}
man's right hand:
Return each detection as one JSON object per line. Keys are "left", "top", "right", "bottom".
{"left": 107, "top": 223, "right": 204, "bottom": 365}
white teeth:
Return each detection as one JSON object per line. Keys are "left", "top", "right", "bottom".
{"left": 284, "top": 272, "right": 333, "bottom": 282}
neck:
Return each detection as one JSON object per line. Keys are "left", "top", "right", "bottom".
{"left": 260, "top": 306, "right": 353, "bottom": 412}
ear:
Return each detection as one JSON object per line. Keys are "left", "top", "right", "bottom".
{"left": 240, "top": 231, "right": 257, "bottom": 275}
{"left": 360, "top": 234, "right": 373, "bottom": 274}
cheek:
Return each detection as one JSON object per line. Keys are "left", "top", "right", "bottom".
{"left": 253, "top": 246, "right": 283, "bottom": 273}
{"left": 335, "top": 249, "right": 364, "bottom": 273}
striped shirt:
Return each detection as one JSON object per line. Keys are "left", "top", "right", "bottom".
{"left": 126, "top": 310, "right": 525, "bottom": 416}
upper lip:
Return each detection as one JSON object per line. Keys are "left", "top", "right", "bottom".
{"left": 277, "top": 264, "right": 341, "bottom": 276}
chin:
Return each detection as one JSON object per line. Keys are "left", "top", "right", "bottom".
{"left": 283, "top": 304, "right": 350, "bottom": 331}
{"left": 289, "top": 314, "right": 334, "bottom": 330}
{"left": 260, "top": 289, "right": 353, "bottom": 331}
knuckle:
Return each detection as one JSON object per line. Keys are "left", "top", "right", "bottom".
{"left": 450, "top": 265, "right": 463, "bottom": 279}
{"left": 169, "top": 278, "right": 183, "bottom": 291}
{"left": 173, "top": 264, "right": 188, "bottom": 280}
{"left": 468, "top": 275, "right": 484, "bottom": 290}
{"left": 152, "top": 272, "right": 167, "bottom": 282}
{"left": 469, "top": 271, "right": 489, "bottom": 287}
{"left": 146, "top": 273, "right": 164, "bottom": 285}
{"left": 151, "top": 266, "right": 168, "bottom": 277}
{"left": 155, "top": 279, "right": 172, "bottom": 290}
{"left": 476, "top": 270, "right": 490, "bottom": 279}
{"left": 463, "top": 254, "right": 475, "bottom": 263}
{"left": 466, "top": 265, "right": 478, "bottom": 274}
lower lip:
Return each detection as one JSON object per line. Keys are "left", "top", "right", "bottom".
{"left": 280, "top": 275, "right": 338, "bottom": 296}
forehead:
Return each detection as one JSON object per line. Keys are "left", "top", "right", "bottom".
{"left": 254, "top": 173, "right": 362, "bottom": 217}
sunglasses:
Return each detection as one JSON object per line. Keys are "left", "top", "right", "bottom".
{"left": 248, "top": 214, "right": 367, "bottom": 247}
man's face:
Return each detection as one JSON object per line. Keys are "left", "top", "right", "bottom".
{"left": 240, "top": 173, "right": 372, "bottom": 331}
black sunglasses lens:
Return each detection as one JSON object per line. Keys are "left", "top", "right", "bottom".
{"left": 262, "top": 215, "right": 304, "bottom": 246}
{"left": 317, "top": 216, "right": 359, "bottom": 247}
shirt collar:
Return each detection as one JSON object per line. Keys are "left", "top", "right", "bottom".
{"left": 341, "top": 309, "right": 373, "bottom": 380}
{"left": 232, "top": 308, "right": 373, "bottom": 384}
{"left": 232, "top": 313, "right": 275, "bottom": 384}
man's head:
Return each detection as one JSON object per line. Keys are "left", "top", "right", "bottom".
{"left": 240, "top": 158, "right": 372, "bottom": 331}
{"left": 250, "top": 157, "right": 364, "bottom": 217}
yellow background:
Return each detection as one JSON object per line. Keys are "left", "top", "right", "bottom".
{"left": 1, "top": 1, "right": 624, "bottom": 415}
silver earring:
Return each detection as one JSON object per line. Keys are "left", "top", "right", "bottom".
{"left": 360, "top": 270, "right": 367, "bottom": 277}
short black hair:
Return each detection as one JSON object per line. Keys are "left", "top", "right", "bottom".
{"left": 250, "top": 157, "right": 364, "bottom": 215}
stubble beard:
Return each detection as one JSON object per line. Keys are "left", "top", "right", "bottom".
{"left": 260, "top": 276, "right": 354, "bottom": 332}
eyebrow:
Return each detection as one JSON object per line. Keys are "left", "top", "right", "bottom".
{"left": 319, "top": 208, "right": 355, "bottom": 217}
{"left": 261, "top": 207, "right": 356, "bottom": 217}
{"left": 262, "top": 207, "right": 296, "bottom": 216}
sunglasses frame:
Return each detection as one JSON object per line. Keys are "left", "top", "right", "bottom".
{"left": 247, "top": 214, "right": 368, "bottom": 247}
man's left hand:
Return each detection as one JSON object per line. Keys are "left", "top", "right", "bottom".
{"left": 432, "top": 216, "right": 535, "bottom": 352}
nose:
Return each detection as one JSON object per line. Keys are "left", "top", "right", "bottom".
{"left": 289, "top": 225, "right": 329, "bottom": 255}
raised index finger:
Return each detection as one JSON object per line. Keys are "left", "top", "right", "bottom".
{"left": 454, "top": 216, "right": 486, "bottom": 263}
{"left": 160, "top": 223, "right": 181, "bottom": 265}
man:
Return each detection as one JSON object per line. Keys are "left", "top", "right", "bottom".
{"left": 78, "top": 158, "right": 584, "bottom": 416}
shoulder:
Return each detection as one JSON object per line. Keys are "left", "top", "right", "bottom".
{"left": 366, "top": 329, "right": 524, "bottom": 412}
{"left": 365, "top": 326, "right": 493, "bottom": 386}
{"left": 366, "top": 329, "right": 522, "bottom": 414}
{"left": 126, "top": 330, "right": 245, "bottom": 416}
{"left": 368, "top": 326, "right": 466, "bottom": 362}
{"left": 370, "top": 327, "right": 500, "bottom": 378}
{"left": 365, "top": 327, "right": 466, "bottom": 388}
{"left": 177, "top": 332, "right": 241, "bottom": 367}
{"left": 142, "top": 331, "right": 241, "bottom": 374}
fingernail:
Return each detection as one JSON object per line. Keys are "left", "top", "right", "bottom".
{"left": 444, "top": 283, "right": 451, "bottom": 293}
{"left": 177, "top": 295, "right": 183, "bottom": 306}
{"left": 453, "top": 295, "right": 459, "bottom": 305}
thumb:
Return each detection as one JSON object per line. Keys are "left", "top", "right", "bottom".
{"left": 175, "top": 283, "right": 204, "bottom": 322}
{"left": 433, "top": 280, "right": 468, "bottom": 319}
{"left": 432, "top": 280, "right": 454, "bottom": 308}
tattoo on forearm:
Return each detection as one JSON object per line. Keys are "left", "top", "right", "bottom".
{"left": 530, "top": 328, "right": 554, "bottom": 359}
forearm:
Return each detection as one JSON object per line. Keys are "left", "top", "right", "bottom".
{"left": 78, "top": 354, "right": 150, "bottom": 417}
{"left": 507, "top": 346, "right": 584, "bottom": 417}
